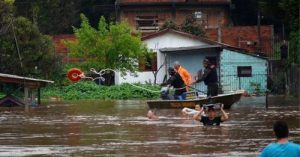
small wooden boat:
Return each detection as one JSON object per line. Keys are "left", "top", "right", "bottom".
{"left": 147, "top": 91, "right": 244, "bottom": 109}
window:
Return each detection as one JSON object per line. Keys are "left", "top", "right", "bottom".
{"left": 237, "top": 66, "right": 252, "bottom": 77}
{"left": 139, "top": 53, "right": 157, "bottom": 71}
{"left": 136, "top": 16, "right": 159, "bottom": 32}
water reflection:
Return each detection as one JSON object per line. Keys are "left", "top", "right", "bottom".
{"left": 0, "top": 96, "right": 298, "bottom": 156}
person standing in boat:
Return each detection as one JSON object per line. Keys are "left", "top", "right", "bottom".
{"left": 161, "top": 67, "right": 187, "bottom": 100}
{"left": 174, "top": 61, "right": 192, "bottom": 91}
{"left": 193, "top": 104, "right": 228, "bottom": 126}
{"left": 191, "top": 59, "right": 218, "bottom": 96}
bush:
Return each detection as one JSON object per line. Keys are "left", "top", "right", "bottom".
{"left": 42, "top": 81, "right": 160, "bottom": 100}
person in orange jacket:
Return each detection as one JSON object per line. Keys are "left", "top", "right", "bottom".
{"left": 174, "top": 61, "right": 192, "bottom": 90}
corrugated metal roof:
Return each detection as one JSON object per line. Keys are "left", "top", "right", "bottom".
{"left": 0, "top": 73, "right": 54, "bottom": 84}
{"left": 160, "top": 45, "right": 222, "bottom": 53}
{"left": 144, "top": 29, "right": 268, "bottom": 60}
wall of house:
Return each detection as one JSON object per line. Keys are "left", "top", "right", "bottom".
{"left": 115, "top": 32, "right": 206, "bottom": 85}
{"left": 165, "top": 51, "right": 218, "bottom": 92}
{"left": 115, "top": 71, "right": 155, "bottom": 84}
{"left": 143, "top": 32, "right": 206, "bottom": 84}
{"left": 220, "top": 49, "right": 268, "bottom": 94}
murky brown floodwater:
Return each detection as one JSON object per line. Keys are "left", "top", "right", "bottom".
{"left": 0, "top": 96, "right": 299, "bottom": 157}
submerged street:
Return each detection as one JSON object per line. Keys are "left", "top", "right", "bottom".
{"left": 0, "top": 96, "right": 299, "bottom": 157}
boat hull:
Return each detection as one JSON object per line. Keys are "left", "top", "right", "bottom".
{"left": 147, "top": 92, "right": 243, "bottom": 109}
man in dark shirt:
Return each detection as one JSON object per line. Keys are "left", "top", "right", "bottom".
{"left": 161, "top": 67, "right": 187, "bottom": 100}
{"left": 193, "top": 104, "right": 229, "bottom": 126}
{"left": 192, "top": 59, "right": 218, "bottom": 96}
{"left": 280, "top": 40, "right": 288, "bottom": 61}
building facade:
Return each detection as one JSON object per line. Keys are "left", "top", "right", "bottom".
{"left": 116, "top": 0, "right": 231, "bottom": 33}
{"left": 116, "top": 29, "right": 268, "bottom": 94}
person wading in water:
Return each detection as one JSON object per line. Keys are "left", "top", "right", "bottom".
{"left": 193, "top": 104, "right": 228, "bottom": 126}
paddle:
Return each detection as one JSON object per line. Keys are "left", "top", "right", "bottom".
{"left": 187, "top": 85, "right": 207, "bottom": 95}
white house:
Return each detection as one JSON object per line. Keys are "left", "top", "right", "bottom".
{"left": 114, "top": 29, "right": 268, "bottom": 94}
{"left": 114, "top": 29, "right": 214, "bottom": 85}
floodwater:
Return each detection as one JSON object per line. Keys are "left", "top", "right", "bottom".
{"left": 0, "top": 96, "right": 299, "bottom": 157}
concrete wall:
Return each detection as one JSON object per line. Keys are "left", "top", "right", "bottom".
{"left": 220, "top": 49, "right": 268, "bottom": 94}
{"left": 115, "top": 71, "right": 155, "bottom": 84}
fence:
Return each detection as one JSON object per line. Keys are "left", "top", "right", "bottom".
{"left": 287, "top": 64, "right": 300, "bottom": 97}
{"left": 193, "top": 74, "right": 268, "bottom": 95}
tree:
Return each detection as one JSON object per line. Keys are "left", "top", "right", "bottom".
{"left": 0, "top": 0, "right": 63, "bottom": 79}
{"left": 259, "top": 0, "right": 299, "bottom": 34}
{"left": 259, "top": 0, "right": 299, "bottom": 64}
{"left": 160, "top": 20, "right": 179, "bottom": 30}
{"left": 65, "top": 14, "right": 145, "bottom": 74}
{"left": 14, "top": 0, "right": 117, "bottom": 35}
{"left": 180, "top": 15, "right": 206, "bottom": 37}
{"left": 14, "top": 0, "right": 82, "bottom": 35}
{"left": 160, "top": 16, "right": 206, "bottom": 37}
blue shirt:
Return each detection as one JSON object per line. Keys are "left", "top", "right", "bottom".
{"left": 260, "top": 142, "right": 300, "bottom": 157}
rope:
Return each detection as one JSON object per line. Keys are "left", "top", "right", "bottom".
{"left": 80, "top": 68, "right": 161, "bottom": 93}
{"left": 80, "top": 68, "right": 206, "bottom": 94}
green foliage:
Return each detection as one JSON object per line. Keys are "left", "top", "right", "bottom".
{"left": 0, "top": 1, "right": 63, "bottom": 80}
{"left": 42, "top": 81, "right": 160, "bottom": 100}
{"left": 259, "top": 0, "right": 299, "bottom": 64}
{"left": 4, "top": 0, "right": 14, "bottom": 4}
{"left": 260, "top": 0, "right": 299, "bottom": 33}
{"left": 250, "top": 82, "right": 262, "bottom": 95}
{"left": 160, "top": 20, "right": 179, "bottom": 30}
{"left": 14, "top": 0, "right": 82, "bottom": 34}
{"left": 180, "top": 15, "right": 206, "bottom": 37}
{"left": 288, "top": 31, "right": 300, "bottom": 64}
{"left": 269, "top": 72, "right": 286, "bottom": 94}
{"left": 65, "top": 14, "right": 145, "bottom": 73}
{"left": 0, "top": 0, "right": 14, "bottom": 26}
{"left": 160, "top": 16, "right": 206, "bottom": 37}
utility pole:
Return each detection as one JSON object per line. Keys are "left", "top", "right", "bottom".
{"left": 257, "top": 10, "right": 262, "bottom": 54}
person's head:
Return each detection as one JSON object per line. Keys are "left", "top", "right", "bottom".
{"left": 273, "top": 120, "right": 289, "bottom": 139}
{"left": 147, "top": 110, "right": 157, "bottom": 119}
{"left": 173, "top": 61, "right": 181, "bottom": 70}
{"left": 203, "top": 59, "right": 210, "bottom": 68}
{"left": 195, "top": 104, "right": 201, "bottom": 111}
{"left": 207, "top": 107, "right": 216, "bottom": 119}
{"left": 168, "top": 67, "right": 176, "bottom": 76}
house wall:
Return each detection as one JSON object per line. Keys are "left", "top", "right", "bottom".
{"left": 115, "top": 32, "right": 206, "bottom": 85}
{"left": 115, "top": 71, "right": 155, "bottom": 84}
{"left": 220, "top": 49, "right": 268, "bottom": 94}
{"left": 143, "top": 32, "right": 207, "bottom": 84}
{"left": 165, "top": 51, "right": 218, "bottom": 92}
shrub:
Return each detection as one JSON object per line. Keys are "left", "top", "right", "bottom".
{"left": 42, "top": 81, "right": 160, "bottom": 100}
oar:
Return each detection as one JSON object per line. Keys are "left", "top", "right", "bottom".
{"left": 187, "top": 86, "right": 207, "bottom": 95}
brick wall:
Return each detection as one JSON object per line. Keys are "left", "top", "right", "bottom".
{"left": 52, "top": 26, "right": 274, "bottom": 63}
{"left": 52, "top": 34, "right": 78, "bottom": 63}
{"left": 206, "top": 26, "right": 273, "bottom": 56}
